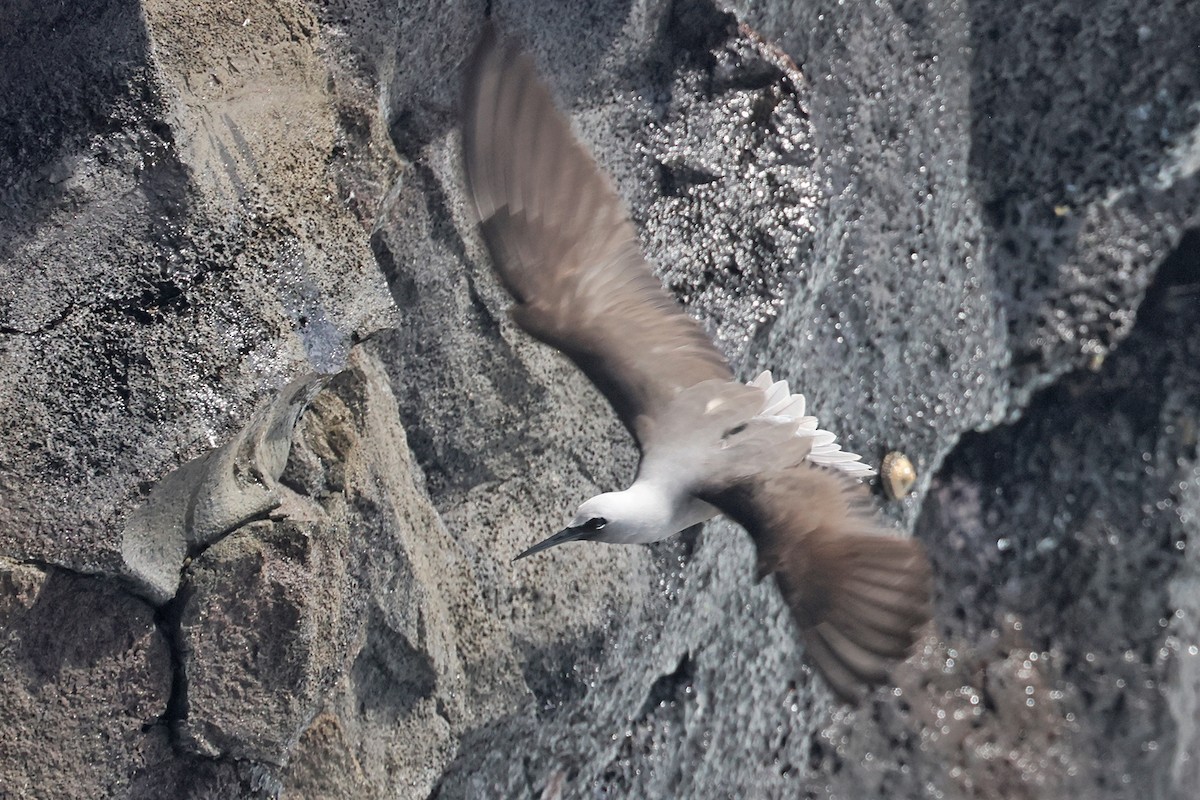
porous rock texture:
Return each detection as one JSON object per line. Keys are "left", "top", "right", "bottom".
{"left": 1, "top": 0, "right": 1197, "bottom": 798}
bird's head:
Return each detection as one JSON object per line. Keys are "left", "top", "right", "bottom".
{"left": 512, "top": 490, "right": 660, "bottom": 561}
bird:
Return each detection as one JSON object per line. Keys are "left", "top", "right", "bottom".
{"left": 459, "top": 24, "right": 932, "bottom": 703}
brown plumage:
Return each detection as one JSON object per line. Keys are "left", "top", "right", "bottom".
{"left": 461, "top": 24, "right": 932, "bottom": 703}
{"left": 701, "top": 466, "right": 932, "bottom": 703}
{"left": 462, "top": 24, "right": 731, "bottom": 447}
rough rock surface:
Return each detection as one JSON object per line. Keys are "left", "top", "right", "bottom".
{"left": 0, "top": 0, "right": 1197, "bottom": 798}
{"left": 0, "top": 561, "right": 173, "bottom": 800}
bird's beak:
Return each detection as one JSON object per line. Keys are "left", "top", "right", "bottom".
{"left": 512, "top": 526, "right": 588, "bottom": 562}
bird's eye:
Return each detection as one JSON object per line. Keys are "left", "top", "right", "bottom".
{"left": 586, "top": 517, "right": 607, "bottom": 530}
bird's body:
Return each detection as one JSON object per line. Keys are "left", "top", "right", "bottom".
{"left": 460, "top": 24, "right": 932, "bottom": 703}
{"left": 520, "top": 370, "right": 874, "bottom": 555}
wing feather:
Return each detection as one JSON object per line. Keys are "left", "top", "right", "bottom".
{"left": 461, "top": 26, "right": 731, "bottom": 445}
{"left": 701, "top": 465, "right": 932, "bottom": 703}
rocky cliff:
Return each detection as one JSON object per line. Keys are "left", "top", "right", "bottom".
{"left": 1, "top": 0, "right": 1198, "bottom": 798}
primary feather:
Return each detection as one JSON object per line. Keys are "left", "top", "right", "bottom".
{"left": 462, "top": 25, "right": 731, "bottom": 447}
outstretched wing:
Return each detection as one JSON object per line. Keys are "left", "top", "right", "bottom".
{"left": 461, "top": 25, "right": 731, "bottom": 445}
{"left": 701, "top": 465, "right": 932, "bottom": 703}
{"left": 636, "top": 380, "right": 930, "bottom": 702}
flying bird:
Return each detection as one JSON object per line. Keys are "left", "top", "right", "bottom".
{"left": 460, "top": 25, "right": 931, "bottom": 703}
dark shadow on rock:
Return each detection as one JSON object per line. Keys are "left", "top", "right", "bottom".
{"left": 634, "top": 651, "right": 693, "bottom": 720}
{"left": 368, "top": 214, "right": 543, "bottom": 499}
{"left": 350, "top": 605, "right": 437, "bottom": 721}
{"left": 129, "top": 750, "right": 282, "bottom": 800}
{"left": 0, "top": 0, "right": 148, "bottom": 182}
{"left": 0, "top": 0, "right": 184, "bottom": 266}
{"left": 916, "top": 228, "right": 1200, "bottom": 796}
{"left": 424, "top": 713, "right": 544, "bottom": 800}
{"left": 967, "top": 0, "right": 1200, "bottom": 382}
{"left": 12, "top": 568, "right": 154, "bottom": 689}
{"left": 516, "top": 628, "right": 608, "bottom": 718}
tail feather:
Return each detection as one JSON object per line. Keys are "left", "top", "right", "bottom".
{"left": 849, "top": 563, "right": 930, "bottom": 594}
{"left": 837, "top": 590, "right": 930, "bottom": 641}
{"left": 815, "top": 623, "right": 892, "bottom": 682}
{"left": 767, "top": 521, "right": 931, "bottom": 702}
{"left": 802, "top": 627, "right": 875, "bottom": 703}
{"left": 841, "top": 576, "right": 928, "bottom": 615}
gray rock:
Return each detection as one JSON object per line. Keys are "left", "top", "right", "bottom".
{"left": 0, "top": 560, "right": 173, "bottom": 799}
{"left": 175, "top": 519, "right": 346, "bottom": 763}
{"left": 1, "top": 0, "right": 1198, "bottom": 798}
{"left": 0, "top": 0, "right": 395, "bottom": 580}
{"left": 914, "top": 234, "right": 1200, "bottom": 798}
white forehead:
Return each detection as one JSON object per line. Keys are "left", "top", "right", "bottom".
{"left": 575, "top": 492, "right": 623, "bottom": 519}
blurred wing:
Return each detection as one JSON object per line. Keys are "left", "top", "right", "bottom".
{"left": 461, "top": 25, "right": 731, "bottom": 445}
{"left": 701, "top": 466, "right": 932, "bottom": 703}
{"left": 636, "top": 379, "right": 804, "bottom": 488}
